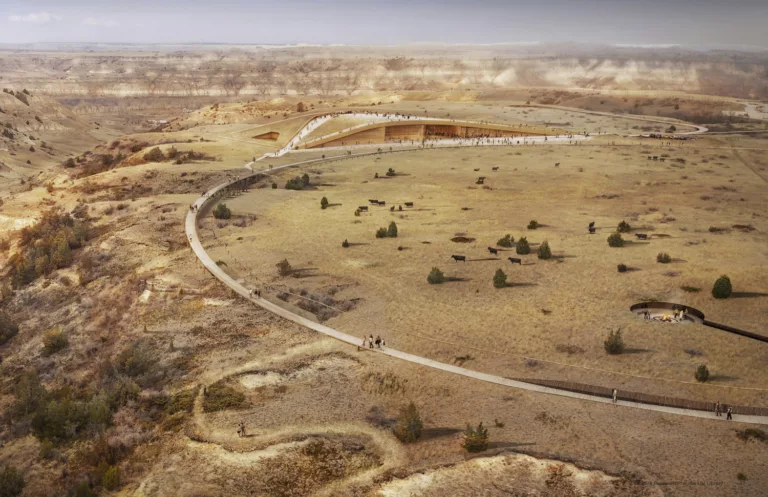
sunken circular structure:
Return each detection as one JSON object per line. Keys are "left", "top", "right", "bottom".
{"left": 630, "top": 302, "right": 705, "bottom": 324}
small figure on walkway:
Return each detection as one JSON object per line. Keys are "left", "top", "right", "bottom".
{"left": 249, "top": 289, "right": 253, "bottom": 298}
{"left": 369, "top": 334, "right": 374, "bottom": 349}
{"left": 256, "top": 289, "right": 261, "bottom": 297}
{"left": 726, "top": 407, "right": 733, "bottom": 421}
{"left": 375, "top": 335, "right": 382, "bottom": 349}
{"left": 612, "top": 389, "right": 618, "bottom": 403}
{"left": 361, "top": 336, "right": 367, "bottom": 350}
{"left": 381, "top": 338, "right": 386, "bottom": 348}
{"left": 715, "top": 401, "right": 721, "bottom": 417}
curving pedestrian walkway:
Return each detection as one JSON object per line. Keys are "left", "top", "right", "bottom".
{"left": 186, "top": 120, "right": 768, "bottom": 426}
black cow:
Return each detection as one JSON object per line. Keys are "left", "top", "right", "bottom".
{"left": 474, "top": 168, "right": 480, "bottom": 171}
{"left": 358, "top": 206, "right": 368, "bottom": 212}
{"left": 390, "top": 206, "right": 395, "bottom": 212}
{"left": 404, "top": 202, "right": 414, "bottom": 207}
{"left": 555, "top": 162, "right": 560, "bottom": 167}
{"left": 508, "top": 257, "right": 522, "bottom": 264}
{"left": 492, "top": 166, "right": 499, "bottom": 171}
{"left": 369, "top": 199, "right": 379, "bottom": 204}
{"left": 588, "top": 221, "right": 595, "bottom": 228}
{"left": 635, "top": 233, "right": 648, "bottom": 240}
{"left": 589, "top": 226, "right": 596, "bottom": 234}
{"left": 488, "top": 247, "right": 498, "bottom": 255}
{"left": 378, "top": 201, "right": 386, "bottom": 206}
{"left": 452, "top": 255, "right": 466, "bottom": 262}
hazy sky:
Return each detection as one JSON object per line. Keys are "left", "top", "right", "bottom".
{"left": 2, "top": 0, "right": 767, "bottom": 48}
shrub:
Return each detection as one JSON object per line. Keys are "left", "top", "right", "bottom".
{"left": 386, "top": 167, "right": 396, "bottom": 177}
{"left": 63, "top": 158, "right": 76, "bottom": 168}
{"left": 296, "top": 102, "right": 306, "bottom": 112}
{"left": 515, "top": 237, "right": 530, "bottom": 255}
{"left": 71, "top": 482, "right": 96, "bottom": 497}
{"left": 537, "top": 240, "right": 551, "bottom": 260}
{"left": 393, "top": 402, "right": 423, "bottom": 443}
{"left": 276, "top": 259, "right": 292, "bottom": 277}
{"left": 712, "top": 275, "right": 732, "bottom": 299}
{"left": 301, "top": 173, "right": 310, "bottom": 186}
{"left": 271, "top": 182, "right": 277, "bottom": 189}
{"left": 737, "top": 472, "right": 747, "bottom": 482}
{"left": 493, "top": 268, "right": 507, "bottom": 288}
{"left": 604, "top": 329, "right": 625, "bottom": 354}
{"left": 102, "top": 465, "right": 121, "bottom": 491}
{"left": 427, "top": 267, "right": 445, "bottom": 284}
{"left": 375, "top": 227, "right": 388, "bottom": 238}
{"left": 38, "top": 439, "right": 55, "bottom": 460}
{"left": 114, "top": 342, "right": 155, "bottom": 379}
{"left": 0, "top": 312, "right": 19, "bottom": 346}
{"left": 203, "top": 381, "right": 247, "bottom": 413}
{"left": 607, "top": 232, "right": 624, "bottom": 247}
{"left": 213, "top": 203, "right": 231, "bottom": 220}
{"left": 617, "top": 264, "right": 628, "bottom": 273}
{"left": 285, "top": 176, "right": 304, "bottom": 190}
{"left": 656, "top": 252, "right": 671, "bottom": 264}
{"left": 461, "top": 422, "right": 489, "bottom": 453}
{"left": 695, "top": 364, "right": 710, "bottom": 382}
{"left": 681, "top": 285, "right": 701, "bottom": 293}
{"left": 0, "top": 465, "right": 25, "bottom": 497}
{"left": 387, "top": 221, "right": 398, "bottom": 238}
{"left": 342, "top": 239, "right": 350, "bottom": 248}
{"left": 320, "top": 196, "right": 329, "bottom": 209}
{"left": 497, "top": 234, "right": 514, "bottom": 247}
{"left": 617, "top": 220, "right": 631, "bottom": 233}
{"left": 42, "top": 328, "right": 68, "bottom": 356}
{"left": 142, "top": 147, "right": 165, "bottom": 162}
{"left": 527, "top": 220, "right": 539, "bottom": 230}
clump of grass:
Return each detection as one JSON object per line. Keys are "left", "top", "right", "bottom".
{"left": 680, "top": 285, "right": 701, "bottom": 293}
{"left": 203, "top": 380, "right": 247, "bottom": 413}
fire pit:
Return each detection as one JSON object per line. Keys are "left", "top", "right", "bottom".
{"left": 630, "top": 302, "right": 704, "bottom": 324}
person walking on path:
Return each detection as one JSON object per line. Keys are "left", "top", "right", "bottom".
{"left": 369, "top": 334, "right": 374, "bottom": 349}
{"left": 375, "top": 335, "right": 382, "bottom": 349}
{"left": 726, "top": 407, "right": 733, "bottom": 421}
{"left": 360, "top": 336, "right": 367, "bottom": 351}
{"left": 715, "top": 401, "right": 721, "bottom": 417}
{"left": 612, "top": 389, "right": 618, "bottom": 404}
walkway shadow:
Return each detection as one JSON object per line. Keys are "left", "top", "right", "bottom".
{"left": 421, "top": 427, "right": 463, "bottom": 441}
{"left": 731, "top": 291, "right": 768, "bottom": 299}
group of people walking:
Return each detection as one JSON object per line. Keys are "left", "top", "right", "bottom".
{"left": 715, "top": 401, "right": 733, "bottom": 420}
{"left": 361, "top": 334, "right": 385, "bottom": 350}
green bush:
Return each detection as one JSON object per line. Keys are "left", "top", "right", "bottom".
{"left": 0, "top": 465, "right": 25, "bottom": 497}
{"left": 320, "top": 197, "right": 329, "bottom": 209}
{"left": 393, "top": 402, "right": 423, "bottom": 443}
{"left": 695, "top": 364, "right": 710, "bottom": 383}
{"left": 285, "top": 176, "right": 304, "bottom": 190}
{"left": 271, "top": 182, "right": 277, "bottom": 189}
{"left": 607, "top": 232, "right": 624, "bottom": 247}
{"left": 461, "top": 422, "right": 489, "bottom": 453}
{"left": 72, "top": 481, "right": 96, "bottom": 497}
{"left": 712, "top": 275, "right": 732, "bottom": 299}
{"left": 386, "top": 167, "right": 396, "bottom": 177}
{"left": 0, "top": 312, "right": 19, "bottom": 346}
{"left": 276, "top": 259, "right": 292, "bottom": 277}
{"left": 493, "top": 269, "right": 507, "bottom": 288}
{"left": 617, "top": 264, "right": 628, "bottom": 273}
{"left": 31, "top": 395, "right": 111, "bottom": 442}
{"left": 527, "top": 220, "right": 539, "bottom": 230}
{"left": 537, "top": 241, "right": 552, "bottom": 260}
{"left": 375, "top": 227, "right": 388, "bottom": 238}
{"left": 604, "top": 329, "right": 625, "bottom": 355}
{"left": 142, "top": 147, "right": 165, "bottom": 162}
{"left": 427, "top": 267, "right": 445, "bottom": 284}
{"left": 38, "top": 439, "right": 55, "bottom": 460}
{"left": 63, "top": 158, "right": 76, "bottom": 168}
{"left": 617, "top": 220, "right": 631, "bottom": 233}
{"left": 387, "top": 221, "right": 398, "bottom": 238}
{"left": 656, "top": 252, "right": 671, "bottom": 263}
{"left": 102, "top": 465, "right": 121, "bottom": 491}
{"left": 114, "top": 343, "right": 155, "bottom": 379}
{"left": 342, "top": 239, "right": 350, "bottom": 248}
{"left": 301, "top": 173, "right": 310, "bottom": 186}
{"left": 515, "top": 237, "right": 530, "bottom": 255}
{"left": 203, "top": 381, "right": 247, "bottom": 413}
{"left": 213, "top": 203, "right": 231, "bottom": 220}
{"left": 42, "top": 328, "right": 68, "bottom": 356}
{"left": 497, "top": 234, "right": 514, "bottom": 247}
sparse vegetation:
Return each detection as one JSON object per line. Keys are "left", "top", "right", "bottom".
{"left": 617, "top": 220, "right": 631, "bottom": 233}
{"left": 695, "top": 364, "right": 710, "bottom": 383}
{"left": 203, "top": 380, "right": 247, "bottom": 413}
{"left": 461, "top": 422, "right": 489, "bottom": 452}
{"left": 213, "top": 203, "right": 232, "bottom": 219}
{"left": 527, "top": 220, "right": 539, "bottom": 230}
{"left": 604, "top": 329, "right": 625, "bottom": 354}
{"left": 681, "top": 285, "right": 701, "bottom": 293}
{"left": 656, "top": 252, "right": 672, "bottom": 264}
{"left": 515, "top": 237, "right": 530, "bottom": 254}
{"left": 497, "top": 234, "right": 514, "bottom": 247}
{"left": 0, "top": 465, "right": 25, "bottom": 497}
{"left": 42, "top": 328, "right": 68, "bottom": 356}
{"left": 607, "top": 232, "right": 624, "bottom": 247}
{"left": 712, "top": 275, "right": 732, "bottom": 299}
{"left": 0, "top": 312, "right": 19, "bottom": 346}
{"left": 393, "top": 402, "right": 423, "bottom": 443}
{"left": 427, "top": 267, "right": 446, "bottom": 284}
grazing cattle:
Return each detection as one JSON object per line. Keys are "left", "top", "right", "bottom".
{"left": 378, "top": 201, "right": 386, "bottom": 206}
{"left": 451, "top": 255, "right": 466, "bottom": 262}
{"left": 358, "top": 206, "right": 368, "bottom": 212}
{"left": 555, "top": 162, "right": 560, "bottom": 167}
{"left": 474, "top": 168, "right": 480, "bottom": 171}
{"left": 508, "top": 257, "right": 522, "bottom": 265}
{"left": 588, "top": 221, "right": 595, "bottom": 228}
{"left": 492, "top": 166, "right": 499, "bottom": 171}
{"left": 488, "top": 247, "right": 498, "bottom": 255}
{"left": 589, "top": 226, "right": 596, "bottom": 234}
{"left": 404, "top": 202, "right": 414, "bottom": 207}
{"left": 369, "top": 199, "right": 379, "bottom": 204}
{"left": 390, "top": 206, "right": 395, "bottom": 212}
{"left": 635, "top": 233, "right": 648, "bottom": 240}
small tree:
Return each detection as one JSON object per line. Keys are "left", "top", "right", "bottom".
{"left": 427, "top": 267, "right": 445, "bottom": 284}
{"left": 493, "top": 268, "right": 507, "bottom": 288}
{"left": 271, "top": 182, "right": 277, "bottom": 189}
{"left": 301, "top": 173, "right": 310, "bottom": 187}
{"left": 276, "top": 259, "right": 292, "bottom": 277}
{"left": 497, "top": 234, "right": 514, "bottom": 247}
{"left": 142, "top": 147, "right": 165, "bottom": 162}
{"left": 375, "top": 227, "right": 388, "bottom": 238}
{"left": 393, "top": 402, "right": 423, "bottom": 443}
{"left": 695, "top": 364, "right": 710, "bottom": 382}
{"left": 604, "top": 329, "right": 625, "bottom": 354}
{"left": 102, "top": 465, "right": 121, "bottom": 491}
{"left": 296, "top": 102, "right": 306, "bottom": 112}
{"left": 213, "top": 203, "right": 231, "bottom": 220}
{"left": 656, "top": 252, "right": 671, "bottom": 264}
{"left": 387, "top": 221, "right": 398, "bottom": 238}
{"left": 617, "top": 264, "right": 628, "bottom": 273}
{"left": 516, "top": 237, "right": 530, "bottom": 255}
{"left": 42, "top": 328, "right": 68, "bottom": 356}
{"left": 342, "top": 239, "right": 350, "bottom": 248}
{"left": 320, "top": 196, "right": 329, "bottom": 209}
{"left": 461, "top": 422, "right": 489, "bottom": 453}
{"left": 617, "top": 220, "right": 631, "bottom": 233}
{"left": 537, "top": 240, "right": 552, "bottom": 260}
{"left": 63, "top": 158, "right": 76, "bottom": 168}
{"left": 712, "top": 275, "right": 732, "bottom": 299}
{"left": 386, "top": 167, "right": 396, "bottom": 177}
{"left": 0, "top": 465, "right": 25, "bottom": 497}
{"left": 527, "top": 220, "right": 539, "bottom": 230}
{"left": 607, "top": 232, "right": 624, "bottom": 247}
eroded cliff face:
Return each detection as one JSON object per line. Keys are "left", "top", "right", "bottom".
{"left": 1, "top": 45, "right": 766, "bottom": 99}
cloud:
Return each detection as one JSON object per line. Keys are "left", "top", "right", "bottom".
{"left": 82, "top": 17, "right": 119, "bottom": 27}
{"left": 8, "top": 12, "right": 56, "bottom": 23}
